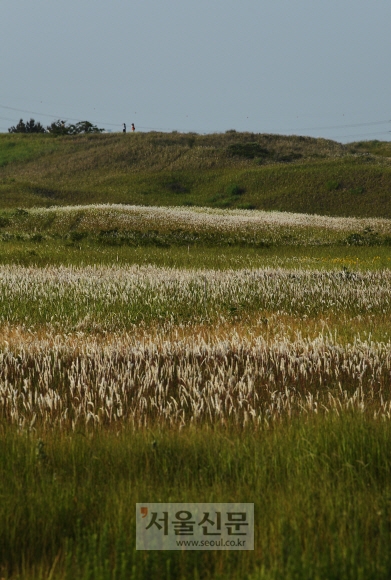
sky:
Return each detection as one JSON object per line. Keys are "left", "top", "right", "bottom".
{"left": 1, "top": 0, "right": 390, "bottom": 143}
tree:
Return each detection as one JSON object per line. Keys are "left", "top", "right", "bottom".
{"left": 68, "top": 121, "right": 104, "bottom": 134}
{"left": 8, "top": 118, "right": 46, "bottom": 133}
{"left": 46, "top": 119, "right": 104, "bottom": 135}
{"left": 9, "top": 118, "right": 105, "bottom": 135}
{"left": 46, "top": 120, "right": 69, "bottom": 135}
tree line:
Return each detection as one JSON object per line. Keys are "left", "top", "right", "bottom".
{"left": 8, "top": 118, "right": 105, "bottom": 135}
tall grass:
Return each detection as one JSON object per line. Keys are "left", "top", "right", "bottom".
{"left": 2, "top": 416, "right": 391, "bottom": 579}
{"left": 2, "top": 327, "right": 391, "bottom": 429}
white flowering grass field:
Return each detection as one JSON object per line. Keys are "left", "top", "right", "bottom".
{"left": 1, "top": 204, "right": 391, "bottom": 270}
{"left": 4, "top": 204, "right": 391, "bottom": 245}
{"left": 2, "top": 205, "right": 391, "bottom": 579}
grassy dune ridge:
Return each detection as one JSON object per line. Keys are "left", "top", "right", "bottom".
{"left": 1, "top": 131, "right": 391, "bottom": 216}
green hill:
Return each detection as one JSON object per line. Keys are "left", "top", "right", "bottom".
{"left": 1, "top": 131, "right": 391, "bottom": 217}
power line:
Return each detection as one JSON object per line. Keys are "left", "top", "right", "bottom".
{"left": 0, "top": 103, "right": 183, "bottom": 133}
{"left": 1, "top": 101, "right": 391, "bottom": 140}
{"left": 329, "top": 130, "right": 391, "bottom": 140}
{"left": 0, "top": 103, "right": 122, "bottom": 128}
{"left": 0, "top": 101, "right": 174, "bottom": 130}
{"left": 0, "top": 104, "right": 80, "bottom": 121}
{"left": 0, "top": 115, "right": 20, "bottom": 123}
{"left": 5, "top": 92, "right": 388, "bottom": 132}
{"left": 136, "top": 125, "right": 179, "bottom": 131}
{"left": 297, "top": 119, "right": 391, "bottom": 131}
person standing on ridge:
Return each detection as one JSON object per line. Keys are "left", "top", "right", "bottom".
{"left": 131, "top": 123, "right": 135, "bottom": 132}
{"left": 123, "top": 123, "right": 126, "bottom": 133}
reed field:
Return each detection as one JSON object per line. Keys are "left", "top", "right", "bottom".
{"left": 2, "top": 325, "right": 391, "bottom": 430}
{"left": 2, "top": 145, "right": 391, "bottom": 578}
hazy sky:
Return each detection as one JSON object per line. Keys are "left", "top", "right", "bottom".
{"left": 1, "top": 0, "right": 390, "bottom": 142}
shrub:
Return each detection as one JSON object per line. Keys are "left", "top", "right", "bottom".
{"left": 344, "top": 228, "right": 380, "bottom": 246}
{"left": 165, "top": 182, "right": 188, "bottom": 194}
{"left": 8, "top": 118, "right": 46, "bottom": 133}
{"left": 226, "top": 183, "right": 245, "bottom": 196}
{"left": 274, "top": 152, "right": 303, "bottom": 162}
{"left": 227, "top": 142, "right": 270, "bottom": 159}
{"left": 31, "top": 233, "right": 44, "bottom": 242}
{"left": 70, "top": 231, "right": 88, "bottom": 242}
{"left": 47, "top": 120, "right": 105, "bottom": 135}
{"left": 0, "top": 216, "right": 10, "bottom": 227}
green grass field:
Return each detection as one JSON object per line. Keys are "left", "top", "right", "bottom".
{"left": 3, "top": 416, "right": 391, "bottom": 580}
{"left": 1, "top": 133, "right": 391, "bottom": 579}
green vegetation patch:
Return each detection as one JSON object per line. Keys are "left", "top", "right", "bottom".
{"left": 0, "top": 133, "right": 60, "bottom": 168}
{"left": 226, "top": 141, "right": 271, "bottom": 159}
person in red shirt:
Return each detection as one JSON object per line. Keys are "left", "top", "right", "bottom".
{"left": 131, "top": 123, "right": 135, "bottom": 132}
